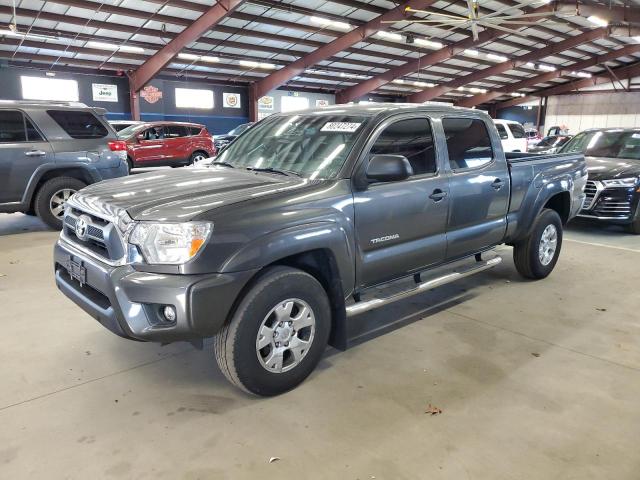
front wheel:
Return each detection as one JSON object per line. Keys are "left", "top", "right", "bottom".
{"left": 214, "top": 266, "right": 331, "bottom": 396}
{"left": 34, "top": 177, "right": 86, "bottom": 230}
{"left": 513, "top": 208, "right": 563, "bottom": 280}
{"left": 627, "top": 208, "right": 640, "bottom": 235}
{"left": 189, "top": 151, "right": 209, "bottom": 165}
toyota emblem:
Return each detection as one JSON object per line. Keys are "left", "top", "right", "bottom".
{"left": 75, "top": 215, "right": 91, "bottom": 241}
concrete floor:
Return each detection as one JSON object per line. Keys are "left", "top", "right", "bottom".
{"left": 1, "top": 212, "right": 639, "bottom": 479}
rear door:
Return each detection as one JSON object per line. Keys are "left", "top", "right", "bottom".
{"left": 0, "top": 109, "right": 53, "bottom": 204}
{"left": 441, "top": 116, "right": 510, "bottom": 259}
{"left": 164, "top": 125, "right": 190, "bottom": 162}
{"left": 353, "top": 115, "right": 450, "bottom": 287}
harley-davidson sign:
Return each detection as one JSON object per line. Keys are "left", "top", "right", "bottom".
{"left": 140, "top": 85, "right": 163, "bottom": 104}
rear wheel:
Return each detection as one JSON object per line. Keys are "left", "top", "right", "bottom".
{"left": 214, "top": 266, "right": 331, "bottom": 396}
{"left": 34, "top": 177, "right": 86, "bottom": 230}
{"left": 513, "top": 208, "right": 563, "bottom": 280}
{"left": 189, "top": 151, "right": 209, "bottom": 165}
{"left": 126, "top": 157, "right": 134, "bottom": 172}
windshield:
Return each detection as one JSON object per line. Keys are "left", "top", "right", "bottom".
{"left": 560, "top": 130, "right": 640, "bottom": 160}
{"left": 118, "top": 123, "right": 148, "bottom": 138}
{"left": 229, "top": 123, "right": 251, "bottom": 136}
{"left": 216, "top": 113, "right": 368, "bottom": 179}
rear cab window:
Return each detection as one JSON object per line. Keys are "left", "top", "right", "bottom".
{"left": 442, "top": 117, "right": 494, "bottom": 171}
{"left": 0, "top": 110, "right": 44, "bottom": 143}
{"left": 47, "top": 110, "right": 108, "bottom": 139}
{"left": 495, "top": 123, "right": 509, "bottom": 140}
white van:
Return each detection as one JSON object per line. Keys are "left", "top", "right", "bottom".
{"left": 493, "top": 119, "right": 528, "bottom": 152}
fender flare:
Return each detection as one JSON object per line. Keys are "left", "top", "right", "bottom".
{"left": 22, "top": 163, "right": 101, "bottom": 206}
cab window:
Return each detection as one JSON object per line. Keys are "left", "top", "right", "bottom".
{"left": 495, "top": 123, "right": 509, "bottom": 140}
{"left": 369, "top": 118, "right": 437, "bottom": 176}
{"left": 508, "top": 123, "right": 526, "bottom": 139}
{"left": 443, "top": 118, "right": 494, "bottom": 171}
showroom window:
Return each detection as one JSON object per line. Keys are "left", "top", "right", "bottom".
{"left": 175, "top": 88, "right": 214, "bottom": 109}
{"left": 47, "top": 110, "right": 108, "bottom": 139}
{"left": 21, "top": 76, "right": 79, "bottom": 102}
{"left": 442, "top": 118, "right": 494, "bottom": 170}
{"left": 369, "top": 118, "right": 437, "bottom": 176}
{"left": 281, "top": 96, "right": 309, "bottom": 113}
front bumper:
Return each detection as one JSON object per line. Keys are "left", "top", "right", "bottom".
{"left": 54, "top": 239, "right": 256, "bottom": 343}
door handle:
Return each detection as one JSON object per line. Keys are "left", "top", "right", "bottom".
{"left": 429, "top": 189, "right": 448, "bottom": 202}
{"left": 492, "top": 178, "right": 505, "bottom": 190}
{"left": 25, "top": 150, "right": 47, "bottom": 157}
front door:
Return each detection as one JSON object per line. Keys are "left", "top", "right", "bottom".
{"left": 353, "top": 116, "right": 450, "bottom": 288}
{"left": 0, "top": 109, "right": 53, "bottom": 205}
{"left": 163, "top": 125, "right": 190, "bottom": 162}
{"left": 134, "top": 126, "right": 166, "bottom": 164}
{"left": 440, "top": 116, "right": 510, "bottom": 259}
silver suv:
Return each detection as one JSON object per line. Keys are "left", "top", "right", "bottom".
{"left": 0, "top": 101, "right": 128, "bottom": 229}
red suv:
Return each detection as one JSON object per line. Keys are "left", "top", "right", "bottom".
{"left": 118, "top": 121, "right": 216, "bottom": 170}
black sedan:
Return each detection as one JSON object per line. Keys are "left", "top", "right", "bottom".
{"left": 213, "top": 122, "right": 254, "bottom": 151}
{"left": 560, "top": 128, "right": 640, "bottom": 234}
{"left": 528, "top": 135, "right": 572, "bottom": 154}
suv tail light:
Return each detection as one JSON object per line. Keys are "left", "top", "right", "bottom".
{"left": 108, "top": 140, "right": 128, "bottom": 152}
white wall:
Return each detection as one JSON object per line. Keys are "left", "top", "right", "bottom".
{"left": 258, "top": 90, "right": 335, "bottom": 120}
{"left": 544, "top": 91, "right": 640, "bottom": 135}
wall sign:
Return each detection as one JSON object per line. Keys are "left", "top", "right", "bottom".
{"left": 258, "top": 96, "right": 274, "bottom": 110}
{"left": 140, "top": 85, "right": 163, "bottom": 104}
{"left": 92, "top": 83, "right": 118, "bottom": 103}
{"left": 223, "top": 92, "right": 241, "bottom": 109}
{"left": 316, "top": 99, "right": 330, "bottom": 107}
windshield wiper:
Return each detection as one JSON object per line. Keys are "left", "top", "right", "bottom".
{"left": 245, "top": 167, "right": 302, "bottom": 177}
{"left": 211, "top": 160, "right": 235, "bottom": 168}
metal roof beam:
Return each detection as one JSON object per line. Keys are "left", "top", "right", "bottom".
{"left": 495, "top": 60, "right": 640, "bottom": 109}
{"left": 407, "top": 28, "right": 608, "bottom": 103}
{"left": 130, "top": 0, "right": 246, "bottom": 92}
{"left": 456, "top": 44, "right": 640, "bottom": 107}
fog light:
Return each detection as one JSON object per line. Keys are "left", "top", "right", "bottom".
{"left": 162, "top": 305, "right": 177, "bottom": 323}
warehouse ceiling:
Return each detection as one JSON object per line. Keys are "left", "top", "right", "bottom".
{"left": 0, "top": 0, "right": 639, "bottom": 107}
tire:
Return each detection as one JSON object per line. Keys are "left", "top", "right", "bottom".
{"left": 513, "top": 208, "right": 563, "bottom": 280}
{"left": 189, "top": 151, "right": 209, "bottom": 165}
{"left": 214, "top": 266, "right": 331, "bottom": 396}
{"left": 126, "top": 157, "right": 134, "bottom": 172}
{"left": 34, "top": 177, "right": 86, "bottom": 230}
{"left": 627, "top": 208, "right": 640, "bottom": 235}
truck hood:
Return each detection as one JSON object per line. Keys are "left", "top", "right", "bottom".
{"left": 70, "top": 167, "right": 309, "bottom": 221}
{"left": 585, "top": 156, "right": 640, "bottom": 181}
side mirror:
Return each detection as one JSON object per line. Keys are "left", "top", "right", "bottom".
{"left": 366, "top": 155, "right": 413, "bottom": 183}
{"left": 136, "top": 133, "right": 145, "bottom": 142}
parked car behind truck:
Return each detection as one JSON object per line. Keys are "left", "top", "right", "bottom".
{"left": 0, "top": 101, "right": 128, "bottom": 229}
{"left": 54, "top": 104, "right": 586, "bottom": 396}
{"left": 559, "top": 128, "right": 640, "bottom": 233}
{"left": 118, "top": 121, "right": 216, "bottom": 171}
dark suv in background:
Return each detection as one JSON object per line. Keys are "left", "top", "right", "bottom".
{"left": 0, "top": 101, "right": 128, "bottom": 229}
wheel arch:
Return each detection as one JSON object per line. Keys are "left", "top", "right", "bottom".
{"left": 24, "top": 166, "right": 95, "bottom": 210}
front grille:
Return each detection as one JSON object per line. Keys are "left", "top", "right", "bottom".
{"left": 592, "top": 191, "right": 634, "bottom": 218}
{"left": 582, "top": 180, "right": 599, "bottom": 210}
{"left": 63, "top": 208, "right": 126, "bottom": 264}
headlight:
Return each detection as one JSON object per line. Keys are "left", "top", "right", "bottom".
{"left": 129, "top": 222, "right": 212, "bottom": 265}
{"left": 601, "top": 177, "right": 639, "bottom": 188}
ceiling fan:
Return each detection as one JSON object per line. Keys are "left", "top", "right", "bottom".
{"left": 384, "top": 0, "right": 572, "bottom": 41}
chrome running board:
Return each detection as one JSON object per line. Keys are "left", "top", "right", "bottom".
{"left": 346, "top": 255, "right": 502, "bottom": 317}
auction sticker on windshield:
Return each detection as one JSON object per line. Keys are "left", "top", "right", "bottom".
{"left": 321, "top": 122, "right": 362, "bottom": 133}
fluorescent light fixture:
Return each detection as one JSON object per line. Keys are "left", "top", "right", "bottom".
{"left": 0, "top": 28, "right": 58, "bottom": 41}
{"left": 510, "top": 92, "right": 525, "bottom": 97}
{"left": 21, "top": 76, "right": 79, "bottom": 102}
{"left": 570, "top": 71, "right": 592, "bottom": 78}
{"left": 87, "top": 41, "right": 144, "bottom": 53}
{"left": 310, "top": 16, "right": 352, "bottom": 30}
{"left": 464, "top": 49, "right": 479, "bottom": 56}
{"left": 392, "top": 79, "right": 405, "bottom": 84}
{"left": 239, "top": 60, "right": 276, "bottom": 69}
{"left": 469, "top": 87, "right": 487, "bottom": 94}
{"left": 178, "top": 53, "right": 199, "bottom": 61}
{"left": 414, "top": 38, "right": 443, "bottom": 49}
{"left": 487, "top": 53, "right": 508, "bottom": 62}
{"left": 538, "top": 64, "right": 556, "bottom": 71}
{"left": 635, "top": 36, "right": 640, "bottom": 43}
{"left": 413, "top": 81, "right": 435, "bottom": 88}
{"left": 457, "top": 86, "right": 465, "bottom": 91}
{"left": 376, "top": 30, "right": 403, "bottom": 41}
{"left": 587, "top": 15, "right": 608, "bottom": 27}
{"left": 175, "top": 87, "right": 214, "bottom": 109}
{"left": 201, "top": 55, "right": 219, "bottom": 63}
{"left": 525, "top": 62, "right": 535, "bottom": 68}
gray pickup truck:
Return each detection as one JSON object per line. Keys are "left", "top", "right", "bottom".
{"left": 54, "top": 104, "right": 586, "bottom": 396}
